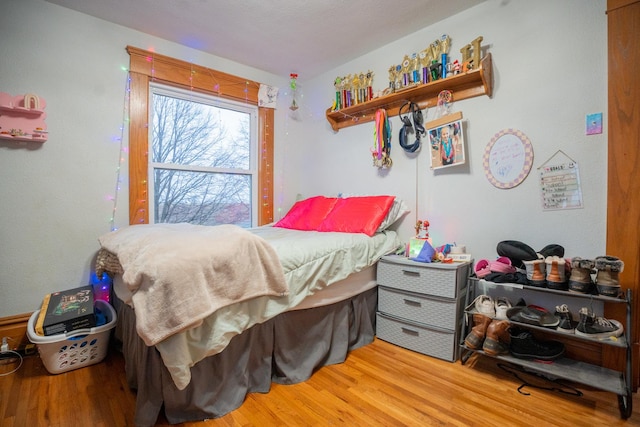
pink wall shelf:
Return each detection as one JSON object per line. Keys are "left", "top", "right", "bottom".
{"left": 0, "top": 92, "right": 47, "bottom": 143}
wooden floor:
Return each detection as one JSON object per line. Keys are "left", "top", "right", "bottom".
{"left": 1, "top": 338, "right": 638, "bottom": 426}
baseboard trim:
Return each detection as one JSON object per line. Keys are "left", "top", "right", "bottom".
{"left": 0, "top": 312, "right": 31, "bottom": 352}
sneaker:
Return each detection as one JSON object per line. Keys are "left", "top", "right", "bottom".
{"left": 494, "top": 297, "right": 512, "bottom": 320}
{"left": 509, "top": 329, "right": 565, "bottom": 360}
{"left": 466, "top": 295, "right": 495, "bottom": 317}
{"left": 554, "top": 304, "right": 575, "bottom": 334}
{"left": 575, "top": 307, "right": 624, "bottom": 339}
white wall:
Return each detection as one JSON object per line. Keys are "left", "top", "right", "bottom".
{"left": 0, "top": 0, "right": 289, "bottom": 316}
{"left": 0, "top": 0, "right": 607, "bottom": 317}
{"left": 282, "top": 0, "right": 607, "bottom": 263}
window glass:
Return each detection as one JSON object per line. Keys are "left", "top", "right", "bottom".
{"left": 149, "top": 84, "right": 257, "bottom": 227}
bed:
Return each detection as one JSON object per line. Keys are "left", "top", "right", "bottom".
{"left": 96, "top": 195, "right": 406, "bottom": 426}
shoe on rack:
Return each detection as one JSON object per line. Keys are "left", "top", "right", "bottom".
{"left": 474, "top": 259, "right": 492, "bottom": 279}
{"left": 465, "top": 294, "right": 495, "bottom": 317}
{"left": 594, "top": 256, "right": 624, "bottom": 298}
{"left": 507, "top": 305, "right": 560, "bottom": 328}
{"left": 509, "top": 329, "right": 565, "bottom": 360}
{"left": 546, "top": 256, "right": 568, "bottom": 290}
{"left": 523, "top": 258, "right": 547, "bottom": 287}
{"left": 482, "top": 320, "right": 511, "bottom": 356}
{"left": 575, "top": 307, "right": 624, "bottom": 339}
{"left": 554, "top": 304, "right": 575, "bottom": 334}
{"left": 489, "top": 256, "right": 517, "bottom": 275}
{"left": 494, "top": 297, "right": 512, "bottom": 320}
{"left": 464, "top": 313, "right": 493, "bottom": 350}
{"left": 569, "top": 257, "right": 596, "bottom": 294}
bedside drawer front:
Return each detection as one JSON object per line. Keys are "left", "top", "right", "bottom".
{"left": 376, "top": 313, "right": 457, "bottom": 361}
{"left": 378, "top": 286, "right": 457, "bottom": 331}
{"left": 377, "top": 258, "right": 467, "bottom": 298}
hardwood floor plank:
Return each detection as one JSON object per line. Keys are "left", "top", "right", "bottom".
{"left": 1, "top": 339, "right": 637, "bottom": 426}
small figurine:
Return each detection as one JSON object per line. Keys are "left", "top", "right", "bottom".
{"left": 452, "top": 59, "right": 461, "bottom": 75}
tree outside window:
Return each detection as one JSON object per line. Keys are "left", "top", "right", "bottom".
{"left": 149, "top": 84, "right": 257, "bottom": 227}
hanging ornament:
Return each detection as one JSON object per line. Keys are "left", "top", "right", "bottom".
{"left": 289, "top": 73, "right": 299, "bottom": 111}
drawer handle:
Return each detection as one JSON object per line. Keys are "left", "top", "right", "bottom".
{"left": 403, "top": 299, "right": 422, "bottom": 307}
{"left": 401, "top": 327, "right": 419, "bottom": 336}
{"left": 401, "top": 269, "right": 421, "bottom": 276}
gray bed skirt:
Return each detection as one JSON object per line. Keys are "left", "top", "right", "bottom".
{"left": 114, "top": 286, "right": 378, "bottom": 426}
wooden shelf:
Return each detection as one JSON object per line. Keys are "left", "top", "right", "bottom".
{"left": 325, "top": 53, "right": 493, "bottom": 132}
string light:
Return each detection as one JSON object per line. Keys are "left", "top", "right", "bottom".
{"left": 107, "top": 70, "right": 131, "bottom": 231}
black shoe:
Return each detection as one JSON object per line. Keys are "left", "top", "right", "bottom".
{"left": 554, "top": 304, "right": 575, "bottom": 334}
{"left": 575, "top": 308, "right": 624, "bottom": 339}
{"left": 509, "top": 329, "right": 565, "bottom": 360}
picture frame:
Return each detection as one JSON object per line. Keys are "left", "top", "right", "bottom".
{"left": 427, "top": 112, "right": 465, "bottom": 170}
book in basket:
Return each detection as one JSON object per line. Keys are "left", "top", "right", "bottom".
{"left": 35, "top": 285, "right": 97, "bottom": 336}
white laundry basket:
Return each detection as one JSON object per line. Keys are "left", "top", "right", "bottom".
{"left": 27, "top": 299, "right": 117, "bottom": 374}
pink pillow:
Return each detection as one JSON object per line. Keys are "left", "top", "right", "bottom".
{"left": 274, "top": 196, "right": 338, "bottom": 230}
{"left": 317, "top": 196, "right": 395, "bottom": 236}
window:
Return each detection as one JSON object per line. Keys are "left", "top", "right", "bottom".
{"left": 149, "top": 84, "right": 257, "bottom": 227}
{"left": 126, "top": 46, "right": 274, "bottom": 226}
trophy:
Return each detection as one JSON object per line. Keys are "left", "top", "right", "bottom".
{"left": 388, "top": 65, "right": 398, "bottom": 92}
{"left": 440, "top": 34, "right": 451, "bottom": 78}
{"left": 333, "top": 77, "right": 342, "bottom": 110}
{"left": 411, "top": 53, "right": 420, "bottom": 85}
{"left": 419, "top": 48, "right": 433, "bottom": 83}
{"left": 365, "top": 70, "right": 374, "bottom": 100}
{"left": 400, "top": 55, "right": 412, "bottom": 88}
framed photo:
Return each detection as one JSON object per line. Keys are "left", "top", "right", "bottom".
{"left": 428, "top": 115, "right": 465, "bottom": 170}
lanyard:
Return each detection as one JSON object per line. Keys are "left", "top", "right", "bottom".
{"left": 373, "top": 109, "right": 392, "bottom": 168}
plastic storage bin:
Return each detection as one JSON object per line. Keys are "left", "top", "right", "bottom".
{"left": 27, "top": 299, "right": 117, "bottom": 374}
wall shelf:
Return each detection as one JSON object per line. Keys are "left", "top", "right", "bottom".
{"left": 0, "top": 105, "right": 45, "bottom": 116}
{"left": 0, "top": 92, "right": 47, "bottom": 143}
{"left": 325, "top": 53, "right": 493, "bottom": 132}
{"left": 0, "top": 133, "right": 47, "bottom": 143}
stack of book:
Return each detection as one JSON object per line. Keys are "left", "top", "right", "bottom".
{"left": 35, "top": 285, "right": 97, "bottom": 336}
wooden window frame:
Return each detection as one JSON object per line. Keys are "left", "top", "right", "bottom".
{"left": 126, "top": 46, "right": 274, "bottom": 226}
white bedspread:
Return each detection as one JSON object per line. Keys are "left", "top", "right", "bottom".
{"left": 98, "top": 223, "right": 288, "bottom": 347}
{"left": 105, "top": 225, "right": 401, "bottom": 389}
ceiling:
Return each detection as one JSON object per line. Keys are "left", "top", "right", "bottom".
{"left": 45, "top": 0, "right": 485, "bottom": 80}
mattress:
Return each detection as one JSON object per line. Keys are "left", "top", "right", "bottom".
{"left": 113, "top": 263, "right": 376, "bottom": 313}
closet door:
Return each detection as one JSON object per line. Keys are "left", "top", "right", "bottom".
{"left": 606, "top": 0, "right": 640, "bottom": 389}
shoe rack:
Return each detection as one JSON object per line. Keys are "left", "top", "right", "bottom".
{"left": 460, "top": 278, "right": 633, "bottom": 419}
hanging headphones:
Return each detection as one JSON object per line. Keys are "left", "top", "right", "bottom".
{"left": 398, "top": 102, "right": 424, "bottom": 153}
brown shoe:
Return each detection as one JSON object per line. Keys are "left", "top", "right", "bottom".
{"left": 569, "top": 257, "right": 595, "bottom": 293}
{"left": 482, "top": 320, "right": 511, "bottom": 355}
{"left": 594, "top": 256, "right": 624, "bottom": 297}
{"left": 464, "top": 313, "right": 492, "bottom": 349}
